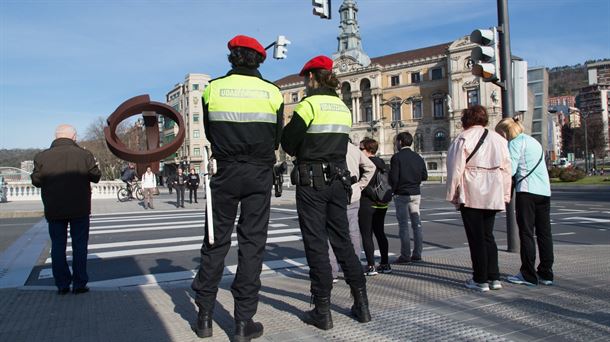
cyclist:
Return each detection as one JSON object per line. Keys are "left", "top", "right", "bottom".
{"left": 120, "top": 163, "right": 138, "bottom": 197}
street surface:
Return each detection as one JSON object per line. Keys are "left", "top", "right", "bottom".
{"left": 17, "top": 184, "right": 610, "bottom": 288}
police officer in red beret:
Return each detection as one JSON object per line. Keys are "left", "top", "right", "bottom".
{"left": 191, "top": 34, "right": 284, "bottom": 341}
{"left": 282, "top": 56, "right": 371, "bottom": 330}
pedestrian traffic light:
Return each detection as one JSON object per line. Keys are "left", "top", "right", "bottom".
{"left": 470, "top": 28, "right": 499, "bottom": 82}
{"left": 273, "top": 35, "right": 291, "bottom": 59}
{"left": 312, "top": 0, "right": 331, "bottom": 20}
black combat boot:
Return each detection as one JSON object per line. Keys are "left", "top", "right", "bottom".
{"left": 350, "top": 286, "right": 371, "bottom": 323}
{"left": 234, "top": 319, "right": 263, "bottom": 342}
{"left": 193, "top": 311, "right": 213, "bottom": 338}
{"left": 303, "top": 295, "right": 333, "bottom": 330}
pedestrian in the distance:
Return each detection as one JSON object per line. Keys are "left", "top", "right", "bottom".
{"left": 141, "top": 165, "right": 156, "bottom": 209}
{"left": 495, "top": 117, "right": 554, "bottom": 287}
{"left": 327, "top": 140, "right": 375, "bottom": 282}
{"left": 172, "top": 168, "right": 187, "bottom": 208}
{"left": 188, "top": 168, "right": 200, "bottom": 204}
{"left": 359, "top": 138, "right": 392, "bottom": 275}
{"left": 31, "top": 124, "right": 101, "bottom": 295}
{"left": 446, "top": 105, "right": 512, "bottom": 292}
{"left": 389, "top": 132, "right": 428, "bottom": 264}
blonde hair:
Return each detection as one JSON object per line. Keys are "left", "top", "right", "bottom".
{"left": 495, "top": 117, "right": 523, "bottom": 140}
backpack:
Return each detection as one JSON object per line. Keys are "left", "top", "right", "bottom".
{"left": 370, "top": 166, "right": 393, "bottom": 204}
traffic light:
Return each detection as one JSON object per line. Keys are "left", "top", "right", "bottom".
{"left": 273, "top": 35, "right": 291, "bottom": 59}
{"left": 312, "top": 0, "right": 331, "bottom": 20}
{"left": 470, "top": 27, "right": 499, "bottom": 82}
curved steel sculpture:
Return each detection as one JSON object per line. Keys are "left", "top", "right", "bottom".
{"left": 104, "top": 95, "right": 186, "bottom": 175}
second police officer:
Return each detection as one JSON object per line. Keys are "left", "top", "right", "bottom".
{"left": 191, "top": 35, "right": 284, "bottom": 341}
{"left": 281, "top": 55, "right": 371, "bottom": 330}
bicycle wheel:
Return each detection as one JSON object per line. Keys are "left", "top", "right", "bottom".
{"left": 135, "top": 187, "right": 144, "bottom": 201}
{"left": 117, "top": 188, "right": 130, "bottom": 202}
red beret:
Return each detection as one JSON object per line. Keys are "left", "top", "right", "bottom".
{"left": 299, "top": 55, "right": 334, "bottom": 76}
{"left": 227, "top": 35, "right": 266, "bottom": 60}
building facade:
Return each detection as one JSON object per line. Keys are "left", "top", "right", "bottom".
{"left": 275, "top": 0, "right": 502, "bottom": 174}
{"left": 162, "top": 73, "right": 211, "bottom": 175}
{"left": 577, "top": 61, "right": 610, "bottom": 158}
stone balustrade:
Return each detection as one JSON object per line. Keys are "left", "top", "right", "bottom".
{"left": 2, "top": 181, "right": 125, "bottom": 202}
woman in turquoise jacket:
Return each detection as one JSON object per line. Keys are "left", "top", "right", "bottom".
{"left": 496, "top": 118, "right": 554, "bottom": 287}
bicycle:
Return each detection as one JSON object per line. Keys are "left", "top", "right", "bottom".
{"left": 117, "top": 181, "right": 144, "bottom": 202}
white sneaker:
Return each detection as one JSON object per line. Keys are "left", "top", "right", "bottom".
{"left": 489, "top": 280, "right": 502, "bottom": 290}
{"left": 539, "top": 278, "right": 554, "bottom": 286}
{"left": 506, "top": 273, "right": 537, "bottom": 286}
{"left": 465, "top": 278, "right": 489, "bottom": 292}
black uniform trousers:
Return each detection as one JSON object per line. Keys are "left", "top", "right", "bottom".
{"left": 296, "top": 179, "right": 366, "bottom": 297}
{"left": 515, "top": 192, "right": 554, "bottom": 284}
{"left": 459, "top": 206, "right": 500, "bottom": 284}
{"left": 192, "top": 162, "right": 272, "bottom": 321}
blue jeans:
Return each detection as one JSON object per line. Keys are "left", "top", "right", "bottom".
{"left": 48, "top": 216, "right": 90, "bottom": 290}
{"left": 394, "top": 195, "right": 422, "bottom": 259}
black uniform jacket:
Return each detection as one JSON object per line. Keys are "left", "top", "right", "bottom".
{"left": 281, "top": 88, "right": 349, "bottom": 164}
{"left": 31, "top": 138, "right": 102, "bottom": 220}
{"left": 202, "top": 67, "right": 284, "bottom": 166}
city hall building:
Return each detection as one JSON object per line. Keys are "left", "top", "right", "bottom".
{"left": 275, "top": 0, "right": 503, "bottom": 173}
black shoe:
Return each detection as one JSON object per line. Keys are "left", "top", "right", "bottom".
{"left": 411, "top": 256, "right": 422, "bottom": 262}
{"left": 181, "top": 205, "right": 185, "bottom": 208}
{"left": 195, "top": 201, "right": 198, "bottom": 203}
{"left": 73, "top": 287, "right": 89, "bottom": 294}
{"left": 193, "top": 311, "right": 213, "bottom": 338}
{"left": 350, "top": 287, "right": 371, "bottom": 323}
{"left": 57, "top": 288, "right": 70, "bottom": 295}
{"left": 303, "top": 295, "right": 333, "bottom": 330}
{"left": 377, "top": 264, "right": 392, "bottom": 274}
{"left": 364, "top": 265, "right": 378, "bottom": 276}
{"left": 392, "top": 256, "right": 411, "bottom": 264}
{"left": 234, "top": 319, "right": 263, "bottom": 342}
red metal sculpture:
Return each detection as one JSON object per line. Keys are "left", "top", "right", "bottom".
{"left": 104, "top": 95, "right": 185, "bottom": 176}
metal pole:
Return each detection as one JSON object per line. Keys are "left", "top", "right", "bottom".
{"left": 498, "top": 0, "right": 519, "bottom": 253}
{"left": 584, "top": 114, "right": 589, "bottom": 172}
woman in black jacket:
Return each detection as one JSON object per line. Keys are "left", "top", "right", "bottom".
{"left": 187, "top": 168, "right": 200, "bottom": 204}
{"left": 358, "top": 138, "right": 391, "bottom": 276}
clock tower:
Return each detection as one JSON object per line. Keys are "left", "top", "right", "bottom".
{"left": 332, "top": 0, "right": 371, "bottom": 68}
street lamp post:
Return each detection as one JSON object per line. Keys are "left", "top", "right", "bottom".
{"left": 583, "top": 111, "right": 589, "bottom": 172}
{"left": 382, "top": 99, "right": 406, "bottom": 152}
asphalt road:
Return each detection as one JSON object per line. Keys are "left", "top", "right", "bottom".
{"left": 6, "top": 184, "right": 609, "bottom": 287}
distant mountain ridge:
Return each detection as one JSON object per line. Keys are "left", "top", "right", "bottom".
{"left": 548, "top": 58, "right": 610, "bottom": 98}
{"left": 0, "top": 149, "right": 43, "bottom": 169}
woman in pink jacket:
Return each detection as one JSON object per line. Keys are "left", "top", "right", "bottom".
{"left": 446, "top": 105, "right": 512, "bottom": 292}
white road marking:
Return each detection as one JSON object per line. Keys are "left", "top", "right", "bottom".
{"left": 46, "top": 235, "right": 303, "bottom": 264}
{"left": 269, "top": 223, "right": 288, "bottom": 228}
{"left": 564, "top": 217, "right": 610, "bottom": 223}
{"left": 70, "top": 228, "right": 302, "bottom": 251}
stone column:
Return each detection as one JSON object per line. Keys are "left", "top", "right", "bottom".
{"left": 352, "top": 97, "right": 357, "bottom": 122}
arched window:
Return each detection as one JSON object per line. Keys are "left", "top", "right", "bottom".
{"left": 434, "top": 130, "right": 448, "bottom": 151}
{"left": 360, "top": 79, "right": 372, "bottom": 122}
{"left": 341, "top": 82, "right": 352, "bottom": 111}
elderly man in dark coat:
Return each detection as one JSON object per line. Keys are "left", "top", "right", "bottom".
{"left": 31, "top": 124, "right": 101, "bottom": 295}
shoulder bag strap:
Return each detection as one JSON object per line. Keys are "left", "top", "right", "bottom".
{"left": 515, "top": 152, "right": 544, "bottom": 185}
{"left": 466, "top": 129, "right": 488, "bottom": 164}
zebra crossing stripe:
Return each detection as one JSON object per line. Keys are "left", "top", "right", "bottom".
{"left": 46, "top": 235, "right": 303, "bottom": 264}
{"left": 68, "top": 228, "right": 302, "bottom": 251}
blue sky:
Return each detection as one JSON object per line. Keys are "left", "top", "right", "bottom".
{"left": 1, "top": 0, "right": 609, "bottom": 149}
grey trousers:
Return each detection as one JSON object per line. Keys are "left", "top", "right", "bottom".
{"left": 328, "top": 201, "right": 362, "bottom": 278}
{"left": 395, "top": 194, "right": 423, "bottom": 259}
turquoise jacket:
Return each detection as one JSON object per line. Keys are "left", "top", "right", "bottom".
{"left": 509, "top": 133, "right": 551, "bottom": 197}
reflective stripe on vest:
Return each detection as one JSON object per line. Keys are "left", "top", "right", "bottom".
{"left": 204, "top": 74, "right": 282, "bottom": 124}
{"left": 208, "top": 111, "right": 277, "bottom": 123}
{"left": 294, "top": 95, "right": 352, "bottom": 134}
